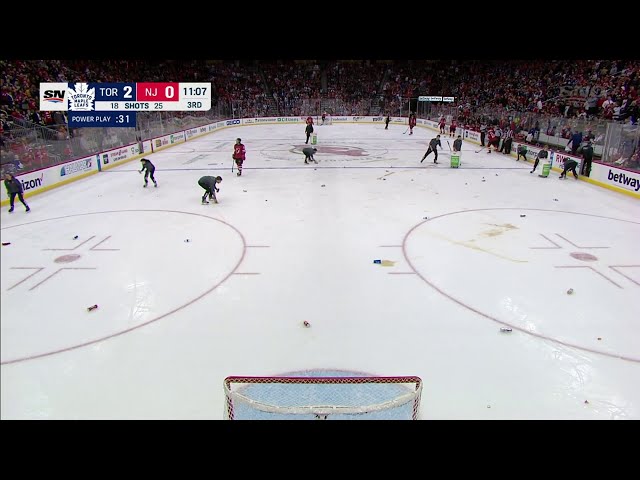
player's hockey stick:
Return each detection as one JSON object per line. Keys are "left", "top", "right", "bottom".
{"left": 403, "top": 126, "right": 409, "bottom": 134}
{"left": 447, "top": 140, "right": 452, "bottom": 151}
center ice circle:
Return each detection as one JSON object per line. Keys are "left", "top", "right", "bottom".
{"left": 402, "top": 208, "right": 640, "bottom": 362}
{"left": 0, "top": 210, "right": 246, "bottom": 365}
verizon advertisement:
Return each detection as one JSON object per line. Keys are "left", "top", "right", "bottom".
{"left": 0, "top": 155, "right": 99, "bottom": 203}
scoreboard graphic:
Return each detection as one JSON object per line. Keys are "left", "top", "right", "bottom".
{"left": 40, "top": 82, "right": 211, "bottom": 128}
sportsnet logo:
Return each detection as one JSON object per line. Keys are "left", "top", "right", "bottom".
{"left": 43, "top": 92, "right": 65, "bottom": 103}
{"left": 40, "top": 82, "right": 70, "bottom": 111}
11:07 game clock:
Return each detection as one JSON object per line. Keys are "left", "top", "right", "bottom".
{"left": 40, "top": 82, "right": 212, "bottom": 128}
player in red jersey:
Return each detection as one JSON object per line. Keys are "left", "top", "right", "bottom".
{"left": 439, "top": 116, "right": 446, "bottom": 134}
{"left": 232, "top": 138, "right": 246, "bottom": 176}
{"left": 486, "top": 127, "right": 499, "bottom": 153}
{"left": 408, "top": 113, "right": 417, "bottom": 135}
{"left": 449, "top": 119, "right": 457, "bottom": 138}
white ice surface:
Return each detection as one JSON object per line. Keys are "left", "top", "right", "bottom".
{"left": 1, "top": 123, "right": 639, "bottom": 419}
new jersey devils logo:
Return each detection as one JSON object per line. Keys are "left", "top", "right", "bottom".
{"left": 292, "top": 145, "right": 369, "bottom": 157}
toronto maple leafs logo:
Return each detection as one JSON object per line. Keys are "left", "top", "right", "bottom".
{"left": 67, "top": 83, "right": 95, "bottom": 111}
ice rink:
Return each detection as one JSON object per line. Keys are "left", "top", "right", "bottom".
{"left": 1, "top": 122, "right": 639, "bottom": 419}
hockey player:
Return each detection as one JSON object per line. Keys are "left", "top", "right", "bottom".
{"left": 530, "top": 145, "right": 549, "bottom": 174}
{"left": 409, "top": 113, "right": 417, "bottom": 135}
{"left": 438, "top": 116, "right": 446, "bottom": 134}
{"left": 559, "top": 159, "right": 579, "bottom": 179}
{"left": 421, "top": 135, "right": 442, "bottom": 164}
{"left": 303, "top": 146, "right": 318, "bottom": 164}
{"left": 321, "top": 112, "right": 326, "bottom": 124}
{"left": 453, "top": 135, "right": 462, "bottom": 152}
{"left": 232, "top": 138, "right": 246, "bottom": 176}
{"left": 138, "top": 158, "right": 157, "bottom": 187}
{"left": 385, "top": 114, "right": 390, "bottom": 130}
{"left": 4, "top": 173, "right": 30, "bottom": 213}
{"left": 449, "top": 119, "right": 457, "bottom": 138}
{"left": 486, "top": 126, "right": 499, "bottom": 153}
{"left": 198, "top": 175, "right": 222, "bottom": 204}
{"left": 305, "top": 121, "right": 314, "bottom": 144}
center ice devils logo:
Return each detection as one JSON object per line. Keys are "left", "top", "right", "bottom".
{"left": 67, "top": 83, "right": 95, "bottom": 111}
{"left": 293, "top": 145, "right": 369, "bottom": 157}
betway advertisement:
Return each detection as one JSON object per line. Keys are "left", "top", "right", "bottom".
{"left": 590, "top": 163, "right": 640, "bottom": 195}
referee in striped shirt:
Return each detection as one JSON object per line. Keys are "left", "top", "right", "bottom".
{"left": 500, "top": 127, "right": 514, "bottom": 154}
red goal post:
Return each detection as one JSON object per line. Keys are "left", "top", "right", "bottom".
{"left": 224, "top": 375, "right": 423, "bottom": 420}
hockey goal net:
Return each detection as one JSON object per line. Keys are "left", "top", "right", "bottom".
{"left": 224, "top": 375, "right": 422, "bottom": 420}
